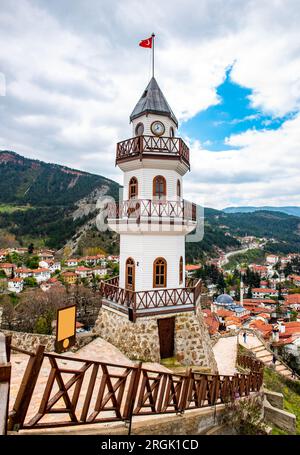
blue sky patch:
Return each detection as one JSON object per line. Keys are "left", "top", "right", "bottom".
{"left": 180, "top": 68, "right": 292, "bottom": 151}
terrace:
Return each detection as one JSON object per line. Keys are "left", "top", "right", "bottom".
{"left": 100, "top": 276, "right": 202, "bottom": 321}
{"left": 116, "top": 135, "right": 190, "bottom": 169}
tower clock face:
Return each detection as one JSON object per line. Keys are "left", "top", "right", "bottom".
{"left": 151, "top": 121, "right": 165, "bottom": 136}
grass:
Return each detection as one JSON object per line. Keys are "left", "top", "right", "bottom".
{"left": 263, "top": 367, "right": 300, "bottom": 435}
{"left": 0, "top": 204, "right": 31, "bottom": 213}
{"left": 224, "top": 248, "right": 265, "bottom": 270}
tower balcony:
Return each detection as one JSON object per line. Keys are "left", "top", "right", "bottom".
{"left": 116, "top": 135, "right": 190, "bottom": 169}
{"left": 107, "top": 198, "right": 197, "bottom": 222}
{"left": 100, "top": 276, "right": 202, "bottom": 321}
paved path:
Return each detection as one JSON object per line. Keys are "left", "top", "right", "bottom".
{"left": 213, "top": 336, "right": 237, "bottom": 375}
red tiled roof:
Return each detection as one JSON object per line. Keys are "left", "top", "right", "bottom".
{"left": 76, "top": 266, "right": 91, "bottom": 271}
{"left": 204, "top": 315, "right": 219, "bottom": 335}
{"left": 8, "top": 277, "right": 23, "bottom": 282}
{"left": 0, "top": 263, "right": 15, "bottom": 268}
{"left": 185, "top": 264, "right": 201, "bottom": 271}
{"left": 285, "top": 294, "right": 300, "bottom": 305}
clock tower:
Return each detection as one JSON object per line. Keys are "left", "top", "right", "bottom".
{"left": 97, "top": 75, "right": 217, "bottom": 371}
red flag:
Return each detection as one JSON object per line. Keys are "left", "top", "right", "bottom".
{"left": 139, "top": 36, "right": 153, "bottom": 48}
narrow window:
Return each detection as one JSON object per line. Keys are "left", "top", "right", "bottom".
{"left": 129, "top": 177, "right": 138, "bottom": 199}
{"left": 177, "top": 179, "right": 181, "bottom": 198}
{"left": 125, "top": 257, "right": 135, "bottom": 291}
{"left": 153, "top": 257, "right": 167, "bottom": 288}
{"left": 153, "top": 175, "right": 166, "bottom": 200}
{"left": 179, "top": 256, "right": 183, "bottom": 285}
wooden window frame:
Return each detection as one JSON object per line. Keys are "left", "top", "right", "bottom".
{"left": 125, "top": 257, "right": 135, "bottom": 291}
{"left": 153, "top": 257, "right": 167, "bottom": 288}
{"left": 179, "top": 256, "right": 183, "bottom": 285}
{"left": 153, "top": 175, "right": 166, "bottom": 200}
{"left": 177, "top": 179, "right": 181, "bottom": 199}
{"left": 129, "top": 176, "right": 138, "bottom": 199}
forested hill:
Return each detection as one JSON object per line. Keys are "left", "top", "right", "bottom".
{"left": 0, "top": 150, "right": 120, "bottom": 205}
{"left": 0, "top": 150, "right": 120, "bottom": 250}
{"left": 0, "top": 150, "right": 299, "bottom": 257}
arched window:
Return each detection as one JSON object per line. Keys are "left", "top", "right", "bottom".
{"left": 125, "top": 257, "right": 135, "bottom": 291}
{"left": 179, "top": 256, "right": 183, "bottom": 285}
{"left": 153, "top": 257, "right": 167, "bottom": 288}
{"left": 135, "top": 122, "right": 144, "bottom": 136}
{"left": 170, "top": 126, "right": 175, "bottom": 138}
{"left": 129, "top": 177, "right": 138, "bottom": 199}
{"left": 177, "top": 179, "right": 181, "bottom": 199}
{"left": 153, "top": 175, "right": 166, "bottom": 200}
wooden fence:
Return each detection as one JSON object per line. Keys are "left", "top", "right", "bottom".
{"left": 7, "top": 343, "right": 263, "bottom": 431}
{"left": 0, "top": 334, "right": 11, "bottom": 435}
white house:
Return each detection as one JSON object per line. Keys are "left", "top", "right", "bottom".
{"left": 31, "top": 268, "right": 51, "bottom": 283}
{"left": 266, "top": 254, "right": 279, "bottom": 265}
{"left": 75, "top": 266, "right": 91, "bottom": 279}
{"left": 39, "top": 260, "right": 61, "bottom": 273}
{"left": 7, "top": 277, "right": 23, "bottom": 293}
{"left": 91, "top": 267, "right": 108, "bottom": 277}
{"left": 66, "top": 258, "right": 80, "bottom": 267}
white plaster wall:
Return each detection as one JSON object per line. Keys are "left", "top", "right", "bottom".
{"left": 131, "top": 113, "right": 177, "bottom": 138}
{"left": 123, "top": 167, "right": 183, "bottom": 201}
{"left": 119, "top": 234, "right": 185, "bottom": 291}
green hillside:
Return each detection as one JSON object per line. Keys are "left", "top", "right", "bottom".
{"left": 1, "top": 150, "right": 299, "bottom": 256}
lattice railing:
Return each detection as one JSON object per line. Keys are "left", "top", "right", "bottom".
{"left": 100, "top": 276, "right": 202, "bottom": 318}
{"left": 116, "top": 135, "right": 190, "bottom": 167}
{"left": 106, "top": 199, "right": 197, "bottom": 222}
{"left": 7, "top": 347, "right": 263, "bottom": 431}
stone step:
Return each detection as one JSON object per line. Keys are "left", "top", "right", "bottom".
{"left": 256, "top": 351, "right": 272, "bottom": 359}
{"left": 279, "top": 369, "right": 292, "bottom": 377}
{"left": 252, "top": 345, "right": 265, "bottom": 352}
{"left": 275, "top": 364, "right": 287, "bottom": 372}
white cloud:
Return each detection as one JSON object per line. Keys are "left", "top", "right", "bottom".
{"left": 0, "top": 0, "right": 299, "bottom": 206}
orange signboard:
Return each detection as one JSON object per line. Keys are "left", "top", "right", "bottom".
{"left": 55, "top": 305, "right": 76, "bottom": 353}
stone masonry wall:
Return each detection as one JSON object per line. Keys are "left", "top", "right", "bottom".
{"left": 92, "top": 306, "right": 161, "bottom": 362}
{"left": 1, "top": 329, "right": 95, "bottom": 354}
{"left": 93, "top": 302, "right": 218, "bottom": 372}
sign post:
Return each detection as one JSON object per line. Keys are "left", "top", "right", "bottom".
{"left": 55, "top": 305, "right": 77, "bottom": 353}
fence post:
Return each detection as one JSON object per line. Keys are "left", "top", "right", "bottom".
{"left": 123, "top": 361, "right": 142, "bottom": 435}
{"left": 0, "top": 333, "right": 11, "bottom": 435}
{"left": 8, "top": 344, "right": 45, "bottom": 431}
{"left": 179, "top": 368, "right": 192, "bottom": 412}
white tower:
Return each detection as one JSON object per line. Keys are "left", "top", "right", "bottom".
{"left": 98, "top": 75, "right": 217, "bottom": 370}
{"left": 107, "top": 77, "right": 197, "bottom": 302}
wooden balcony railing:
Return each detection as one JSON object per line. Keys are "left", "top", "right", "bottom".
{"left": 100, "top": 276, "right": 202, "bottom": 319}
{"left": 107, "top": 199, "right": 197, "bottom": 222}
{"left": 7, "top": 340, "right": 264, "bottom": 431}
{"left": 116, "top": 135, "right": 190, "bottom": 168}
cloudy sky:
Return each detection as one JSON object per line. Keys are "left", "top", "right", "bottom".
{"left": 0, "top": 0, "right": 300, "bottom": 209}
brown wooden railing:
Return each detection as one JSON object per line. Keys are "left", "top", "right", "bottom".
{"left": 100, "top": 277, "right": 202, "bottom": 319}
{"left": 0, "top": 334, "right": 11, "bottom": 435}
{"left": 116, "top": 135, "right": 190, "bottom": 168}
{"left": 107, "top": 199, "right": 197, "bottom": 222}
{"left": 7, "top": 345, "right": 263, "bottom": 431}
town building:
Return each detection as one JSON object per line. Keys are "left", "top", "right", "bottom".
{"left": 7, "top": 277, "right": 24, "bottom": 293}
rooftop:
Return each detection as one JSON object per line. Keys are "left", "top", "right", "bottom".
{"left": 130, "top": 77, "right": 178, "bottom": 126}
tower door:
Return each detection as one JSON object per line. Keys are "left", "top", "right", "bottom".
{"left": 158, "top": 318, "right": 175, "bottom": 359}
{"left": 125, "top": 258, "right": 135, "bottom": 291}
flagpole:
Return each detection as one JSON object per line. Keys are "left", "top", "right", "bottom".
{"left": 152, "top": 33, "right": 155, "bottom": 78}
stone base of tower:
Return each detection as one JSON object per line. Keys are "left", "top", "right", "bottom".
{"left": 92, "top": 300, "right": 218, "bottom": 373}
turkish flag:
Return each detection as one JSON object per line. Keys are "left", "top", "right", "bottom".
{"left": 139, "top": 37, "right": 152, "bottom": 48}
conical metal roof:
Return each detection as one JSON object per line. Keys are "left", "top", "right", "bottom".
{"left": 130, "top": 77, "right": 178, "bottom": 127}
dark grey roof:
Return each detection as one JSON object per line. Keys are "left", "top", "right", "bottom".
{"left": 130, "top": 77, "right": 178, "bottom": 127}
{"left": 215, "top": 294, "right": 234, "bottom": 305}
